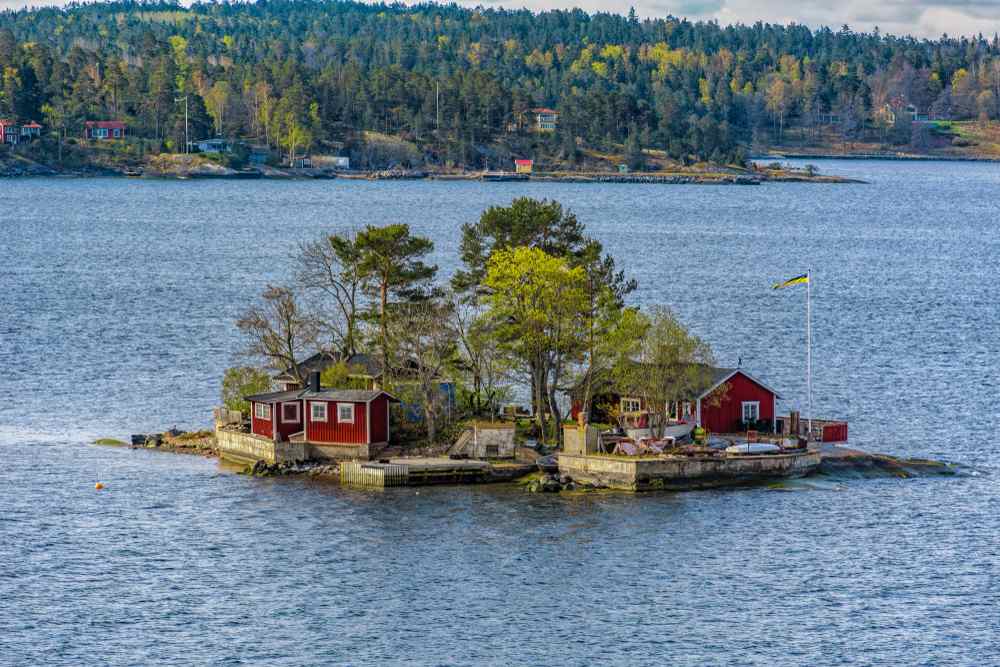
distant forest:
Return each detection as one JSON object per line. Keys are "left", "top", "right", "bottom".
{"left": 3, "top": 0, "right": 1000, "bottom": 166}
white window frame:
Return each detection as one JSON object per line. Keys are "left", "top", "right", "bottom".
{"left": 254, "top": 402, "right": 271, "bottom": 421}
{"left": 741, "top": 401, "right": 760, "bottom": 423}
{"left": 113, "top": 128, "right": 121, "bottom": 138}
{"left": 281, "top": 402, "right": 300, "bottom": 423}
{"left": 620, "top": 397, "right": 642, "bottom": 413}
{"left": 682, "top": 401, "right": 693, "bottom": 417}
{"left": 311, "top": 402, "right": 327, "bottom": 422}
{"left": 337, "top": 403, "right": 355, "bottom": 424}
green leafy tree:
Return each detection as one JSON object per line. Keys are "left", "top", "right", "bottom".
{"left": 453, "top": 197, "right": 595, "bottom": 296}
{"left": 483, "top": 246, "right": 589, "bottom": 441}
{"left": 221, "top": 366, "right": 273, "bottom": 414}
{"left": 612, "top": 306, "right": 717, "bottom": 438}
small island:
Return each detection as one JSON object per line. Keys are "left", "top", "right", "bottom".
{"left": 105, "top": 197, "right": 954, "bottom": 492}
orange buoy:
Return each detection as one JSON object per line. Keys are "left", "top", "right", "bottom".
{"left": 95, "top": 482, "right": 104, "bottom": 490}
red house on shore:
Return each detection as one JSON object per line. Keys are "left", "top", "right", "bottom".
{"left": 693, "top": 368, "right": 780, "bottom": 433}
{"left": 84, "top": 120, "right": 127, "bottom": 140}
{"left": 572, "top": 366, "right": 782, "bottom": 434}
{"left": 0, "top": 119, "right": 42, "bottom": 144}
{"left": 245, "top": 371, "right": 399, "bottom": 460}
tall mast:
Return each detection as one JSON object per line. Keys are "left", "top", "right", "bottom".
{"left": 807, "top": 268, "right": 812, "bottom": 439}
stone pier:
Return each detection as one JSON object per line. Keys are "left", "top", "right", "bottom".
{"left": 558, "top": 449, "right": 822, "bottom": 491}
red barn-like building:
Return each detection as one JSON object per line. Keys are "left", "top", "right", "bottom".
{"left": 245, "top": 372, "right": 398, "bottom": 460}
{"left": 694, "top": 368, "right": 781, "bottom": 434}
{"left": 572, "top": 367, "right": 782, "bottom": 434}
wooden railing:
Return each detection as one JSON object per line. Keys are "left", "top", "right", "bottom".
{"left": 341, "top": 462, "right": 409, "bottom": 487}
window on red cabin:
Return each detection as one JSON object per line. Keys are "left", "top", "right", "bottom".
{"left": 311, "top": 402, "right": 327, "bottom": 422}
{"left": 337, "top": 403, "right": 354, "bottom": 423}
{"left": 281, "top": 402, "right": 300, "bottom": 422}
{"left": 254, "top": 403, "right": 271, "bottom": 420}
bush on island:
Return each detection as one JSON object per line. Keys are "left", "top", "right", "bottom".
{"left": 221, "top": 366, "right": 273, "bottom": 414}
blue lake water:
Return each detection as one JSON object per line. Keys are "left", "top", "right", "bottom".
{"left": 2, "top": 162, "right": 999, "bottom": 664}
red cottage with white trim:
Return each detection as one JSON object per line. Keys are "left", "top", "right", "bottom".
{"left": 245, "top": 372, "right": 399, "bottom": 460}
{"left": 695, "top": 368, "right": 781, "bottom": 434}
{"left": 84, "top": 120, "right": 127, "bottom": 140}
{"left": 572, "top": 366, "right": 782, "bottom": 434}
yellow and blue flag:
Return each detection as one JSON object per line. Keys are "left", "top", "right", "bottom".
{"left": 772, "top": 273, "right": 809, "bottom": 290}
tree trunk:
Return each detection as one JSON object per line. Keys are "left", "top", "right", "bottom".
{"left": 425, "top": 391, "right": 437, "bottom": 445}
{"left": 379, "top": 278, "right": 389, "bottom": 388}
{"left": 547, "top": 384, "right": 562, "bottom": 445}
{"left": 533, "top": 364, "right": 547, "bottom": 442}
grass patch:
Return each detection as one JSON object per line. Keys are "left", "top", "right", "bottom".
{"left": 94, "top": 438, "right": 127, "bottom": 446}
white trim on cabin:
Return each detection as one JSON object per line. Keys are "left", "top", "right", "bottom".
{"left": 366, "top": 402, "right": 371, "bottom": 444}
{"left": 697, "top": 369, "right": 783, "bottom": 401}
{"left": 281, "top": 402, "right": 300, "bottom": 423}
{"left": 620, "top": 397, "right": 642, "bottom": 413}
{"left": 311, "top": 401, "right": 328, "bottom": 422}
{"left": 741, "top": 401, "right": 761, "bottom": 424}
{"left": 337, "top": 403, "right": 355, "bottom": 424}
{"left": 254, "top": 402, "right": 271, "bottom": 421}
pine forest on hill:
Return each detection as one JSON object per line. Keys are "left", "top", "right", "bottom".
{"left": 3, "top": 0, "right": 1000, "bottom": 171}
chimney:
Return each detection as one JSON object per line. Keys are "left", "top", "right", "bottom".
{"left": 308, "top": 371, "right": 321, "bottom": 393}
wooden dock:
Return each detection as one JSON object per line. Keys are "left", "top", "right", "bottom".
{"left": 340, "top": 458, "right": 494, "bottom": 488}
{"left": 340, "top": 462, "right": 410, "bottom": 487}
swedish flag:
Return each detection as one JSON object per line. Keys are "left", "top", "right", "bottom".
{"left": 772, "top": 273, "right": 809, "bottom": 290}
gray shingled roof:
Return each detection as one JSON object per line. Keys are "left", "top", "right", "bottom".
{"left": 274, "top": 352, "right": 383, "bottom": 383}
{"left": 306, "top": 389, "right": 399, "bottom": 403}
{"left": 244, "top": 389, "right": 309, "bottom": 403}
{"left": 245, "top": 388, "right": 399, "bottom": 403}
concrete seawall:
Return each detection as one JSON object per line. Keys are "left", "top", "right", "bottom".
{"left": 558, "top": 450, "right": 822, "bottom": 491}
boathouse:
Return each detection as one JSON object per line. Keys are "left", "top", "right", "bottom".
{"left": 571, "top": 366, "right": 781, "bottom": 434}
{"left": 244, "top": 372, "right": 399, "bottom": 460}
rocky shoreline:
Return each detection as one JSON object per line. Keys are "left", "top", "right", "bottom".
{"left": 2, "top": 156, "right": 863, "bottom": 184}
{"left": 93, "top": 432, "right": 960, "bottom": 491}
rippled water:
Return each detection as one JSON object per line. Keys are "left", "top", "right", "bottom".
{"left": 2, "top": 162, "right": 999, "bottom": 664}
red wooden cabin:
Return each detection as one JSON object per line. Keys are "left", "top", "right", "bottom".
{"left": 84, "top": 120, "right": 127, "bottom": 140}
{"left": 695, "top": 369, "right": 780, "bottom": 434}
{"left": 572, "top": 367, "right": 782, "bottom": 434}
{"left": 245, "top": 372, "right": 399, "bottom": 459}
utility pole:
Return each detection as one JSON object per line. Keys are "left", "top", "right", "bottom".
{"left": 175, "top": 96, "right": 189, "bottom": 153}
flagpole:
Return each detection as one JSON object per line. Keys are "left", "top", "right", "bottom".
{"left": 807, "top": 268, "right": 812, "bottom": 440}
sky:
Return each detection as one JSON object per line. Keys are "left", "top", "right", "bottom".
{"left": 2, "top": 0, "right": 999, "bottom": 40}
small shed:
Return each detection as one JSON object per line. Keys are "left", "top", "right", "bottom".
{"left": 514, "top": 158, "right": 533, "bottom": 174}
{"left": 448, "top": 423, "right": 516, "bottom": 459}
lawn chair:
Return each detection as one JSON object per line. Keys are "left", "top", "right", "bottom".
{"left": 613, "top": 440, "right": 639, "bottom": 456}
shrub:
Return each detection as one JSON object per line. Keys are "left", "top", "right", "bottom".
{"left": 221, "top": 366, "right": 272, "bottom": 414}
